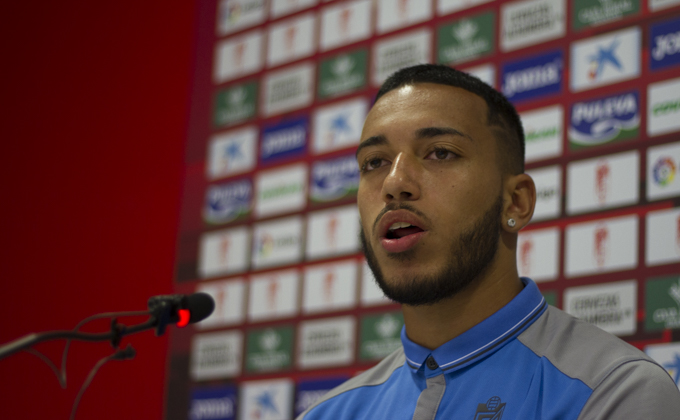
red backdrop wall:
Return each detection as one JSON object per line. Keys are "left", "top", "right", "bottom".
{"left": 0, "top": 1, "right": 194, "bottom": 418}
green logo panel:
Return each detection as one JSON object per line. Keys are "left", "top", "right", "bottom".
{"left": 318, "top": 49, "right": 368, "bottom": 99}
{"left": 214, "top": 80, "right": 258, "bottom": 127}
{"left": 437, "top": 11, "right": 495, "bottom": 64}
{"left": 645, "top": 276, "right": 680, "bottom": 331}
{"left": 573, "top": 0, "right": 640, "bottom": 30}
{"left": 542, "top": 290, "right": 558, "bottom": 308}
{"left": 246, "top": 326, "right": 294, "bottom": 372}
{"left": 360, "top": 312, "right": 404, "bottom": 361}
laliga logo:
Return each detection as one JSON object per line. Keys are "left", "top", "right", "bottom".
{"left": 258, "top": 233, "right": 274, "bottom": 257}
{"left": 594, "top": 224, "right": 609, "bottom": 268}
{"left": 520, "top": 237, "right": 533, "bottom": 275}
{"left": 653, "top": 157, "right": 676, "bottom": 187}
{"left": 595, "top": 160, "right": 610, "bottom": 205}
{"left": 588, "top": 39, "right": 622, "bottom": 81}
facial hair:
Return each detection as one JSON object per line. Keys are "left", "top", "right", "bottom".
{"left": 360, "top": 195, "right": 503, "bottom": 306}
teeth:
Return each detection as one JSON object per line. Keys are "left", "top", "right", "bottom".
{"left": 388, "top": 222, "right": 412, "bottom": 231}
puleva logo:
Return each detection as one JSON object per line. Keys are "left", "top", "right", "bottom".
{"left": 474, "top": 396, "right": 506, "bottom": 420}
{"left": 569, "top": 91, "right": 639, "bottom": 149}
{"left": 260, "top": 116, "right": 308, "bottom": 164}
{"left": 650, "top": 16, "right": 680, "bottom": 71}
{"left": 190, "top": 386, "right": 237, "bottom": 420}
{"left": 653, "top": 156, "right": 677, "bottom": 186}
{"left": 501, "top": 50, "right": 563, "bottom": 103}
{"left": 204, "top": 179, "right": 252, "bottom": 224}
{"left": 310, "top": 155, "right": 359, "bottom": 203}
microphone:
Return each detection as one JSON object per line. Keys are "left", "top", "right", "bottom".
{"left": 147, "top": 293, "right": 215, "bottom": 329}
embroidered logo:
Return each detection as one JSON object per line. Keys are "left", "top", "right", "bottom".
{"left": 474, "top": 396, "right": 505, "bottom": 419}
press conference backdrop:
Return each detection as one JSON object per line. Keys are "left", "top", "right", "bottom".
{"left": 168, "top": 1, "right": 680, "bottom": 419}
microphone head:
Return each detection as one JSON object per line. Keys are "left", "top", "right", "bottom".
{"left": 186, "top": 293, "right": 215, "bottom": 324}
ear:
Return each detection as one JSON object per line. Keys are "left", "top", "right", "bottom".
{"left": 502, "top": 173, "right": 536, "bottom": 232}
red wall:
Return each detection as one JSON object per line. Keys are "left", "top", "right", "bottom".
{"left": 0, "top": 1, "right": 194, "bottom": 418}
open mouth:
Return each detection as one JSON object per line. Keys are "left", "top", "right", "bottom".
{"left": 385, "top": 222, "right": 425, "bottom": 240}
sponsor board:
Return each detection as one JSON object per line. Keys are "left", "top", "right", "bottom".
{"left": 214, "top": 30, "right": 264, "bottom": 84}
{"left": 248, "top": 269, "right": 300, "bottom": 321}
{"left": 564, "top": 280, "right": 637, "bottom": 336}
{"left": 207, "top": 126, "right": 258, "bottom": 181}
{"left": 255, "top": 164, "right": 307, "bottom": 218}
{"left": 262, "top": 62, "right": 315, "bottom": 117}
{"left": 649, "top": 0, "right": 680, "bottom": 11}
{"left": 572, "top": 0, "right": 639, "bottom": 30}
{"left": 298, "top": 316, "right": 355, "bottom": 368}
{"left": 320, "top": 0, "right": 372, "bottom": 52}
{"left": 246, "top": 326, "right": 294, "bottom": 372}
{"left": 377, "top": 0, "right": 433, "bottom": 35}
{"left": 361, "top": 259, "right": 393, "bottom": 306}
{"left": 306, "top": 204, "right": 360, "bottom": 260}
{"left": 527, "top": 165, "right": 561, "bottom": 221}
{"left": 303, "top": 259, "right": 358, "bottom": 314}
{"left": 437, "top": 11, "right": 495, "bottom": 64}
{"left": 647, "top": 77, "right": 680, "bottom": 137}
{"left": 646, "top": 207, "right": 680, "bottom": 266}
{"left": 214, "top": 81, "right": 258, "bottom": 127}
{"left": 251, "top": 216, "right": 304, "bottom": 269}
{"left": 517, "top": 227, "right": 560, "bottom": 282}
{"left": 190, "top": 385, "right": 238, "bottom": 420}
{"left": 260, "top": 117, "right": 308, "bottom": 164}
{"left": 267, "top": 13, "right": 317, "bottom": 68}
{"left": 198, "top": 226, "right": 250, "bottom": 278}
{"left": 570, "top": 26, "right": 640, "bottom": 92}
{"left": 566, "top": 150, "right": 639, "bottom": 215}
{"left": 651, "top": 16, "right": 680, "bottom": 71}
{"left": 295, "top": 377, "right": 348, "bottom": 417}
{"left": 647, "top": 141, "right": 680, "bottom": 200}
{"left": 501, "top": 50, "right": 563, "bottom": 103}
{"left": 216, "top": 0, "right": 267, "bottom": 36}
{"left": 191, "top": 331, "right": 243, "bottom": 380}
{"left": 359, "top": 312, "right": 404, "bottom": 361}
{"left": 501, "top": 0, "right": 566, "bottom": 52}
{"left": 564, "top": 214, "right": 638, "bottom": 277}
{"left": 196, "top": 278, "right": 247, "bottom": 330}
{"left": 271, "top": 0, "right": 318, "bottom": 19}
{"left": 542, "top": 290, "right": 558, "bottom": 307}
{"left": 569, "top": 91, "right": 639, "bottom": 149}
{"left": 462, "top": 63, "right": 496, "bottom": 88}
{"left": 438, "top": 0, "right": 493, "bottom": 15}
{"left": 645, "top": 342, "right": 680, "bottom": 389}
{"left": 645, "top": 275, "right": 680, "bottom": 331}
{"left": 521, "top": 105, "right": 563, "bottom": 163}
{"left": 373, "top": 28, "right": 432, "bottom": 86}
{"left": 204, "top": 178, "right": 252, "bottom": 225}
{"left": 239, "top": 379, "right": 294, "bottom": 420}
{"left": 310, "top": 154, "right": 359, "bottom": 203}
{"left": 312, "top": 97, "right": 367, "bottom": 154}
{"left": 318, "top": 49, "right": 368, "bottom": 99}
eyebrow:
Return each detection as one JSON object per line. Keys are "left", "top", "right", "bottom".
{"left": 355, "top": 126, "right": 473, "bottom": 158}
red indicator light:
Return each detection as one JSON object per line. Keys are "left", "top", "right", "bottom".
{"left": 177, "top": 309, "right": 190, "bottom": 327}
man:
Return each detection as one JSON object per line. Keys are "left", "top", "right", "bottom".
{"left": 297, "top": 64, "right": 680, "bottom": 419}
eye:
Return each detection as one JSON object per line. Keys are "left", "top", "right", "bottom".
{"left": 426, "top": 147, "right": 456, "bottom": 160}
{"left": 361, "top": 157, "right": 389, "bottom": 172}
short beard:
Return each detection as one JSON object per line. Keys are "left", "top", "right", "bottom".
{"left": 360, "top": 196, "right": 503, "bottom": 306}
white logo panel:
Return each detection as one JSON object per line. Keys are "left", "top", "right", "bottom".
{"left": 462, "top": 63, "right": 496, "bottom": 88}
{"left": 191, "top": 331, "right": 243, "bottom": 380}
{"left": 267, "top": 12, "right": 317, "bottom": 68}
{"left": 647, "top": 141, "right": 680, "bottom": 201}
{"left": 255, "top": 164, "right": 308, "bottom": 218}
{"left": 262, "top": 62, "right": 315, "bottom": 117}
{"left": 248, "top": 269, "right": 300, "bottom": 322}
{"left": 298, "top": 316, "right": 355, "bottom": 369}
{"left": 377, "top": 0, "right": 433, "bottom": 35}
{"left": 501, "top": 0, "right": 566, "bottom": 52}
{"left": 198, "top": 226, "right": 250, "bottom": 279}
{"left": 216, "top": 0, "right": 267, "bottom": 36}
{"left": 320, "top": 0, "right": 372, "bottom": 52}
{"left": 373, "top": 28, "right": 432, "bottom": 86}
{"left": 312, "top": 97, "right": 368, "bottom": 154}
{"left": 306, "top": 204, "right": 360, "bottom": 260}
{"left": 564, "top": 280, "right": 637, "bottom": 336}
{"left": 239, "top": 378, "right": 294, "bottom": 420}
{"left": 303, "top": 259, "right": 358, "bottom": 314}
{"left": 649, "top": 0, "right": 680, "bottom": 11}
{"left": 527, "top": 165, "right": 562, "bottom": 222}
{"left": 207, "top": 126, "right": 258, "bottom": 181}
{"left": 521, "top": 105, "right": 563, "bottom": 163}
{"left": 271, "top": 0, "right": 318, "bottom": 19}
{"left": 196, "top": 278, "right": 247, "bottom": 329}
{"left": 438, "top": 0, "right": 493, "bottom": 15}
{"left": 517, "top": 227, "right": 560, "bottom": 283}
{"left": 646, "top": 207, "right": 680, "bottom": 267}
{"left": 648, "top": 77, "right": 680, "bottom": 137}
{"left": 361, "top": 260, "right": 393, "bottom": 306}
{"left": 214, "top": 30, "right": 264, "bottom": 84}
{"left": 251, "top": 216, "right": 304, "bottom": 269}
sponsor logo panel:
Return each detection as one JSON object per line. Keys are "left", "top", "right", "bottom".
{"left": 207, "top": 126, "right": 258, "bottom": 181}
{"left": 216, "top": 0, "right": 266, "bottom": 36}
{"left": 564, "top": 280, "right": 637, "bottom": 336}
{"left": 359, "top": 312, "right": 404, "bottom": 361}
{"left": 255, "top": 164, "right": 308, "bottom": 218}
{"left": 377, "top": 0, "right": 433, "bottom": 35}
{"left": 312, "top": 97, "right": 367, "bottom": 154}
{"left": 570, "top": 26, "right": 641, "bottom": 92}
{"left": 190, "top": 385, "right": 238, "bottom": 420}
{"left": 566, "top": 150, "right": 639, "bottom": 215}
{"left": 542, "top": 290, "right": 558, "bottom": 307}
{"left": 298, "top": 316, "right": 355, "bottom": 369}
{"left": 361, "top": 260, "right": 393, "bottom": 306}
{"left": 645, "top": 207, "right": 680, "bottom": 266}
{"left": 647, "top": 77, "right": 680, "bottom": 137}
{"left": 373, "top": 28, "right": 432, "bottom": 86}
{"left": 271, "top": 0, "right": 318, "bottom": 19}
{"left": 214, "top": 30, "right": 264, "bottom": 84}
{"left": 196, "top": 278, "right": 247, "bottom": 330}
{"left": 651, "top": 16, "right": 680, "bottom": 71}
{"left": 649, "top": 0, "right": 680, "bottom": 11}
{"left": 239, "top": 379, "right": 294, "bottom": 420}
{"left": 204, "top": 178, "right": 252, "bottom": 225}
{"left": 644, "top": 342, "right": 680, "bottom": 389}
{"left": 303, "top": 260, "right": 358, "bottom": 314}
{"left": 501, "top": 0, "right": 566, "bottom": 52}
{"left": 461, "top": 63, "right": 496, "bottom": 88}
{"left": 246, "top": 326, "right": 294, "bottom": 372}
{"left": 645, "top": 275, "right": 680, "bottom": 331}
{"left": 251, "top": 216, "right": 304, "bottom": 269}
{"left": 569, "top": 91, "right": 639, "bottom": 150}
{"left": 318, "top": 49, "right": 368, "bottom": 99}
{"left": 191, "top": 331, "right": 243, "bottom": 380}
{"left": 517, "top": 226, "right": 560, "bottom": 282}
{"left": 260, "top": 117, "right": 308, "bottom": 164}
{"left": 262, "top": 62, "right": 315, "bottom": 117}
{"left": 310, "top": 154, "right": 359, "bottom": 203}
{"left": 295, "top": 377, "right": 348, "bottom": 417}
{"left": 527, "top": 165, "right": 562, "bottom": 221}
{"left": 572, "top": 0, "right": 639, "bottom": 30}
{"left": 501, "top": 50, "right": 563, "bottom": 103}
{"left": 306, "top": 204, "right": 360, "bottom": 260}
{"left": 647, "top": 141, "right": 680, "bottom": 200}
{"left": 320, "top": 0, "right": 372, "bottom": 52}
{"left": 214, "top": 81, "right": 258, "bottom": 127}
{"left": 437, "top": 11, "right": 495, "bottom": 65}
{"left": 438, "top": 0, "right": 493, "bottom": 15}
{"left": 267, "top": 13, "right": 317, "bottom": 68}
{"left": 521, "top": 105, "right": 563, "bottom": 163}
{"left": 248, "top": 269, "right": 300, "bottom": 321}
{"left": 198, "top": 226, "right": 250, "bottom": 279}
{"left": 564, "top": 214, "right": 638, "bottom": 277}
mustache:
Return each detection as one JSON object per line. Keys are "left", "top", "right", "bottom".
{"left": 371, "top": 202, "right": 432, "bottom": 234}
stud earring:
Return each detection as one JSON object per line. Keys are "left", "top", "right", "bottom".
{"left": 507, "top": 218, "right": 516, "bottom": 227}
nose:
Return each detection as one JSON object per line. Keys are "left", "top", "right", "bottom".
{"left": 381, "top": 152, "right": 421, "bottom": 203}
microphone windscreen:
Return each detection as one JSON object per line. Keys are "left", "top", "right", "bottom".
{"left": 186, "top": 293, "right": 215, "bottom": 323}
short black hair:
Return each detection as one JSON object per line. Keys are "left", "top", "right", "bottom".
{"left": 375, "top": 64, "right": 525, "bottom": 174}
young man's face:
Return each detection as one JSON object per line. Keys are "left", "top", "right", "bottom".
{"left": 356, "top": 83, "right": 507, "bottom": 305}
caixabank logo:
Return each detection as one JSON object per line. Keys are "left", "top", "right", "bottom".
{"left": 569, "top": 91, "right": 639, "bottom": 150}
{"left": 650, "top": 16, "right": 680, "bottom": 71}
{"left": 260, "top": 116, "right": 308, "bottom": 164}
{"left": 310, "top": 154, "right": 359, "bottom": 203}
{"left": 189, "top": 385, "right": 237, "bottom": 420}
{"left": 501, "top": 50, "right": 563, "bottom": 103}
{"left": 203, "top": 178, "right": 252, "bottom": 225}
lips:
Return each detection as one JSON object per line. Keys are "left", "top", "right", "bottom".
{"left": 377, "top": 210, "right": 428, "bottom": 253}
